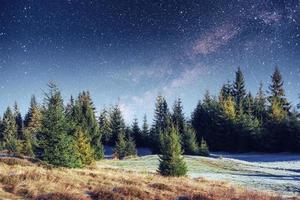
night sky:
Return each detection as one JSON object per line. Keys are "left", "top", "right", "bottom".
{"left": 0, "top": 0, "right": 299, "bottom": 122}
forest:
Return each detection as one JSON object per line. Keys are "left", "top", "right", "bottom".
{"left": 0, "top": 67, "right": 300, "bottom": 174}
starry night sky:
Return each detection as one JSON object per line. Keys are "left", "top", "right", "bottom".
{"left": 0, "top": 0, "right": 299, "bottom": 122}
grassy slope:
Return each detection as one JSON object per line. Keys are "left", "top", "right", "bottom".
{"left": 97, "top": 155, "right": 300, "bottom": 197}
{"left": 0, "top": 156, "right": 299, "bottom": 200}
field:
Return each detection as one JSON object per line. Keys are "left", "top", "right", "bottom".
{"left": 98, "top": 153, "right": 300, "bottom": 197}
{"left": 0, "top": 153, "right": 299, "bottom": 200}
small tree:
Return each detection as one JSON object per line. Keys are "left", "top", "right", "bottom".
{"left": 158, "top": 126, "right": 187, "bottom": 177}
{"left": 199, "top": 138, "right": 209, "bottom": 156}
{"left": 114, "top": 132, "right": 127, "bottom": 159}
{"left": 182, "top": 125, "right": 199, "bottom": 155}
{"left": 125, "top": 136, "right": 137, "bottom": 157}
{"left": 74, "top": 128, "right": 95, "bottom": 166}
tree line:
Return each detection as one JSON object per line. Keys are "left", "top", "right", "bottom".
{"left": 0, "top": 67, "right": 299, "bottom": 175}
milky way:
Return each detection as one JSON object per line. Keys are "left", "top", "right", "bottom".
{"left": 0, "top": 0, "right": 299, "bottom": 122}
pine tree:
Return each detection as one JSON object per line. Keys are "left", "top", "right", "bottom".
{"left": 268, "top": 67, "right": 290, "bottom": 113}
{"left": 244, "top": 92, "right": 254, "bottom": 115}
{"left": 131, "top": 118, "right": 142, "bottom": 147}
{"left": 14, "top": 102, "right": 24, "bottom": 140}
{"left": 198, "top": 138, "right": 209, "bottom": 156}
{"left": 74, "top": 128, "right": 95, "bottom": 166}
{"left": 158, "top": 126, "right": 187, "bottom": 177}
{"left": 219, "top": 81, "right": 233, "bottom": 102}
{"left": 182, "top": 125, "right": 199, "bottom": 155}
{"left": 1, "top": 107, "right": 21, "bottom": 155}
{"left": 99, "top": 108, "right": 112, "bottom": 144}
{"left": 151, "top": 95, "right": 170, "bottom": 152}
{"left": 114, "top": 132, "right": 127, "bottom": 159}
{"left": 141, "top": 114, "right": 150, "bottom": 147}
{"left": 172, "top": 98, "right": 185, "bottom": 138}
{"left": 222, "top": 96, "right": 236, "bottom": 120}
{"left": 125, "top": 136, "right": 137, "bottom": 157}
{"left": 23, "top": 95, "right": 42, "bottom": 156}
{"left": 254, "top": 82, "right": 267, "bottom": 122}
{"left": 39, "top": 82, "right": 81, "bottom": 167}
{"left": 110, "top": 105, "right": 126, "bottom": 145}
{"left": 233, "top": 67, "right": 246, "bottom": 114}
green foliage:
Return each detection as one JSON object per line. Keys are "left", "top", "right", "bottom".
{"left": 158, "top": 126, "right": 187, "bottom": 177}
{"left": 233, "top": 67, "right": 246, "bottom": 114}
{"left": 99, "top": 108, "right": 112, "bottom": 145}
{"left": 38, "top": 82, "right": 81, "bottom": 168}
{"left": 182, "top": 125, "right": 199, "bottom": 155}
{"left": 110, "top": 105, "right": 126, "bottom": 145}
{"left": 114, "top": 132, "right": 137, "bottom": 159}
{"left": 131, "top": 118, "right": 142, "bottom": 147}
{"left": 141, "top": 115, "right": 150, "bottom": 147}
{"left": 198, "top": 138, "right": 209, "bottom": 156}
{"left": 74, "top": 128, "right": 95, "bottom": 166}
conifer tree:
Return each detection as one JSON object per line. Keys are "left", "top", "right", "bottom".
{"left": 131, "top": 118, "right": 142, "bottom": 147}
{"left": 141, "top": 114, "right": 150, "bottom": 147}
{"left": 172, "top": 98, "right": 185, "bottom": 138}
{"left": 254, "top": 83, "right": 267, "bottom": 122}
{"left": 39, "top": 83, "right": 81, "bottom": 167}
{"left": 268, "top": 67, "right": 290, "bottom": 113}
{"left": 125, "top": 136, "right": 137, "bottom": 157}
{"left": 151, "top": 95, "right": 170, "bottom": 152}
{"left": 99, "top": 108, "right": 112, "bottom": 144}
{"left": 198, "top": 138, "right": 209, "bottom": 156}
{"left": 1, "top": 107, "right": 21, "bottom": 155}
{"left": 74, "top": 128, "right": 95, "bottom": 166}
{"left": 110, "top": 104, "right": 126, "bottom": 145}
{"left": 114, "top": 132, "right": 127, "bottom": 159}
{"left": 158, "top": 125, "right": 187, "bottom": 177}
{"left": 244, "top": 92, "right": 254, "bottom": 115}
{"left": 14, "top": 102, "right": 24, "bottom": 140}
{"left": 233, "top": 67, "right": 246, "bottom": 114}
{"left": 219, "top": 81, "right": 233, "bottom": 102}
{"left": 182, "top": 125, "right": 199, "bottom": 155}
{"left": 222, "top": 96, "right": 236, "bottom": 120}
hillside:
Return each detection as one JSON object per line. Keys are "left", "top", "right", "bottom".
{"left": 0, "top": 156, "right": 299, "bottom": 200}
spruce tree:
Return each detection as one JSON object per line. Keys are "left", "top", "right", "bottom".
{"left": 110, "top": 104, "right": 126, "bottom": 145}
{"left": 268, "top": 67, "right": 290, "bottom": 113}
{"left": 141, "top": 114, "right": 150, "bottom": 147}
{"left": 182, "top": 125, "right": 199, "bottom": 155}
{"left": 2, "top": 107, "right": 21, "bottom": 155}
{"left": 14, "top": 102, "right": 24, "bottom": 140}
{"left": 158, "top": 125, "right": 187, "bottom": 177}
{"left": 114, "top": 132, "right": 127, "bottom": 159}
{"left": 74, "top": 128, "right": 95, "bottom": 166}
{"left": 254, "top": 82, "right": 267, "bottom": 122}
{"left": 172, "top": 98, "right": 186, "bottom": 141}
{"left": 233, "top": 67, "right": 246, "bottom": 114}
{"left": 125, "top": 136, "right": 137, "bottom": 157}
{"left": 244, "top": 92, "right": 254, "bottom": 115}
{"left": 131, "top": 118, "right": 142, "bottom": 147}
{"left": 39, "top": 83, "right": 81, "bottom": 167}
{"left": 198, "top": 138, "right": 209, "bottom": 156}
{"left": 151, "top": 95, "right": 170, "bottom": 152}
{"left": 219, "top": 81, "right": 233, "bottom": 102}
{"left": 99, "top": 108, "right": 112, "bottom": 144}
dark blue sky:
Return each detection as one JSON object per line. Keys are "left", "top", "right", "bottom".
{"left": 0, "top": 0, "right": 299, "bottom": 122}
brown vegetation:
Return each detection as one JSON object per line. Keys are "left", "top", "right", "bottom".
{"left": 0, "top": 157, "right": 298, "bottom": 200}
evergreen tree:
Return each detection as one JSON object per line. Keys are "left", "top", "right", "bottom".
{"left": 219, "top": 81, "right": 233, "bottom": 102}
{"left": 99, "top": 108, "right": 112, "bottom": 144}
{"left": 114, "top": 132, "right": 127, "bottom": 159}
{"left": 151, "top": 95, "right": 170, "bottom": 152}
{"left": 125, "top": 136, "right": 137, "bottom": 157}
{"left": 141, "top": 114, "right": 150, "bottom": 147}
{"left": 254, "top": 82, "right": 267, "bottom": 122}
{"left": 172, "top": 98, "right": 185, "bottom": 137}
{"left": 268, "top": 67, "right": 290, "bottom": 112}
{"left": 110, "top": 104, "right": 126, "bottom": 145}
{"left": 1, "top": 107, "right": 21, "bottom": 155}
{"left": 38, "top": 83, "right": 81, "bottom": 167}
{"left": 14, "top": 102, "right": 24, "bottom": 140}
{"left": 131, "top": 118, "right": 142, "bottom": 147}
{"left": 198, "top": 138, "right": 209, "bottom": 156}
{"left": 23, "top": 96, "right": 42, "bottom": 156}
{"left": 74, "top": 91, "right": 103, "bottom": 159}
{"left": 233, "top": 67, "right": 246, "bottom": 114}
{"left": 74, "top": 128, "right": 95, "bottom": 166}
{"left": 182, "top": 125, "right": 199, "bottom": 155}
{"left": 244, "top": 92, "right": 254, "bottom": 115}
{"left": 158, "top": 126, "right": 187, "bottom": 177}
{"left": 222, "top": 96, "right": 236, "bottom": 120}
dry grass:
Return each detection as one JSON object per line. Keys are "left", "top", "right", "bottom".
{"left": 0, "top": 157, "right": 298, "bottom": 200}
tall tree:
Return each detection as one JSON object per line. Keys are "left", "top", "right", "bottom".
{"left": 172, "top": 98, "right": 185, "bottom": 138}
{"left": 233, "top": 67, "right": 246, "bottom": 114}
{"left": 99, "top": 108, "right": 112, "bottom": 144}
{"left": 268, "top": 67, "right": 290, "bottom": 113}
{"left": 219, "top": 81, "right": 233, "bottom": 102}
{"left": 141, "top": 114, "right": 150, "bottom": 147}
{"left": 253, "top": 82, "right": 267, "bottom": 122}
{"left": 14, "top": 102, "right": 24, "bottom": 140}
{"left": 1, "top": 107, "right": 21, "bottom": 154}
{"left": 110, "top": 104, "right": 126, "bottom": 145}
{"left": 131, "top": 118, "right": 142, "bottom": 147}
{"left": 38, "top": 83, "right": 81, "bottom": 167}
{"left": 151, "top": 95, "right": 170, "bottom": 152}
{"left": 244, "top": 92, "right": 254, "bottom": 115}
{"left": 158, "top": 126, "right": 187, "bottom": 177}
{"left": 182, "top": 125, "right": 199, "bottom": 155}
{"left": 72, "top": 91, "right": 104, "bottom": 159}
